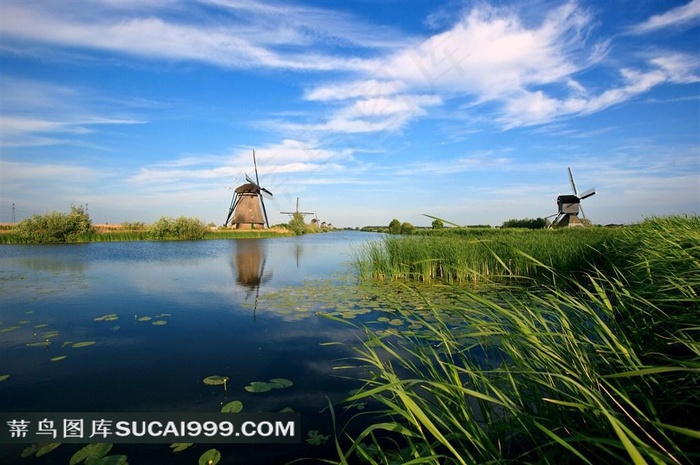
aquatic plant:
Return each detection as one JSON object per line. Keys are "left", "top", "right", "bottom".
{"left": 335, "top": 215, "right": 699, "bottom": 464}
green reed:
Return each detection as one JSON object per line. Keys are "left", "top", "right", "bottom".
{"left": 334, "top": 216, "right": 698, "bottom": 464}
{"left": 356, "top": 226, "right": 618, "bottom": 284}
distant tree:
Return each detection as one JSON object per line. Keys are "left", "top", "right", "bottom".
{"left": 288, "top": 212, "right": 307, "bottom": 235}
{"left": 400, "top": 222, "right": 415, "bottom": 235}
{"left": 15, "top": 205, "right": 93, "bottom": 243}
{"left": 432, "top": 218, "right": 444, "bottom": 229}
{"left": 388, "top": 219, "right": 401, "bottom": 234}
{"left": 501, "top": 217, "right": 549, "bottom": 229}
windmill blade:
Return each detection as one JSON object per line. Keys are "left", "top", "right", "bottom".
{"left": 579, "top": 204, "right": 587, "bottom": 220}
{"left": 260, "top": 186, "right": 273, "bottom": 197}
{"left": 567, "top": 167, "right": 579, "bottom": 196}
{"left": 225, "top": 192, "right": 239, "bottom": 226}
{"left": 245, "top": 173, "right": 256, "bottom": 185}
{"left": 260, "top": 195, "right": 270, "bottom": 228}
{"left": 252, "top": 149, "right": 261, "bottom": 186}
{"left": 579, "top": 188, "right": 596, "bottom": 200}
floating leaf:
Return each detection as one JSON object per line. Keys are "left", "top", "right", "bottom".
{"left": 50, "top": 356, "right": 67, "bottom": 362}
{"left": 72, "top": 341, "right": 96, "bottom": 348}
{"left": 62, "top": 341, "right": 75, "bottom": 348}
{"left": 170, "top": 443, "right": 193, "bottom": 452}
{"left": 0, "top": 326, "right": 21, "bottom": 333}
{"left": 151, "top": 320, "right": 168, "bottom": 326}
{"left": 388, "top": 318, "right": 403, "bottom": 326}
{"left": 69, "top": 443, "right": 113, "bottom": 465}
{"left": 198, "top": 448, "right": 221, "bottom": 465}
{"left": 0, "top": 375, "right": 9, "bottom": 382}
{"left": 268, "top": 378, "right": 293, "bottom": 389}
{"left": 18, "top": 320, "right": 30, "bottom": 325}
{"left": 42, "top": 331, "right": 60, "bottom": 338}
{"left": 36, "top": 442, "right": 62, "bottom": 457}
{"left": 244, "top": 381, "right": 272, "bottom": 393}
{"left": 305, "top": 430, "right": 329, "bottom": 446}
{"left": 203, "top": 376, "right": 228, "bottom": 386}
{"left": 94, "top": 314, "right": 118, "bottom": 322}
{"left": 26, "top": 340, "right": 50, "bottom": 347}
{"left": 91, "top": 455, "right": 128, "bottom": 465}
{"left": 137, "top": 316, "right": 152, "bottom": 322}
{"left": 21, "top": 444, "right": 39, "bottom": 458}
{"left": 221, "top": 400, "right": 243, "bottom": 413}
{"left": 33, "top": 324, "right": 49, "bottom": 329}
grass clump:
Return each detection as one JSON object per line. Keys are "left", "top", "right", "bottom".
{"left": 336, "top": 215, "right": 698, "bottom": 464}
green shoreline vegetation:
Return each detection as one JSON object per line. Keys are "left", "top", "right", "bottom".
{"left": 331, "top": 215, "right": 698, "bottom": 464}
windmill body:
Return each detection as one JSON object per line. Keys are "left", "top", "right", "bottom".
{"left": 550, "top": 167, "right": 596, "bottom": 228}
{"left": 225, "top": 151, "right": 273, "bottom": 229}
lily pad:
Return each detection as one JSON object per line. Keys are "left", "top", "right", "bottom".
{"left": 94, "top": 314, "right": 118, "bottom": 322}
{"left": 50, "top": 356, "right": 67, "bottom": 362}
{"left": 244, "top": 381, "right": 272, "bottom": 393}
{"left": 151, "top": 320, "right": 168, "bottom": 326}
{"left": 137, "top": 316, "right": 152, "bottom": 322}
{"left": 203, "top": 375, "right": 229, "bottom": 386}
{"left": 268, "top": 378, "right": 293, "bottom": 389}
{"left": 388, "top": 318, "right": 403, "bottom": 326}
{"left": 0, "top": 326, "right": 21, "bottom": 333}
{"left": 0, "top": 375, "right": 9, "bottom": 382}
{"left": 35, "top": 442, "right": 62, "bottom": 457}
{"left": 71, "top": 341, "right": 96, "bottom": 348}
{"left": 91, "top": 456, "right": 128, "bottom": 465}
{"left": 69, "top": 443, "right": 113, "bottom": 465}
{"left": 198, "top": 448, "right": 221, "bottom": 465}
{"left": 305, "top": 430, "right": 329, "bottom": 446}
{"left": 221, "top": 400, "right": 243, "bottom": 413}
{"left": 33, "top": 324, "right": 49, "bottom": 329}
{"left": 26, "top": 340, "right": 51, "bottom": 347}
{"left": 170, "top": 443, "right": 193, "bottom": 452}
{"left": 41, "top": 331, "right": 60, "bottom": 338}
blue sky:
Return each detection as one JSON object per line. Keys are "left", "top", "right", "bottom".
{"left": 1, "top": 0, "right": 698, "bottom": 227}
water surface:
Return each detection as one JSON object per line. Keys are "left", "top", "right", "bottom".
{"left": 0, "top": 231, "right": 382, "bottom": 464}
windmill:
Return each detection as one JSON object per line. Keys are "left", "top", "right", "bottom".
{"left": 224, "top": 150, "right": 273, "bottom": 229}
{"left": 281, "top": 198, "right": 314, "bottom": 218}
{"left": 549, "top": 167, "right": 596, "bottom": 227}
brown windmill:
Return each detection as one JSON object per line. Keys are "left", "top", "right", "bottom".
{"left": 224, "top": 150, "right": 273, "bottom": 229}
{"left": 549, "top": 167, "right": 596, "bottom": 227}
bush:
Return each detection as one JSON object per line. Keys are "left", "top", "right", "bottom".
{"left": 15, "top": 206, "right": 93, "bottom": 243}
{"left": 400, "top": 222, "right": 415, "bottom": 235}
{"left": 287, "top": 212, "right": 307, "bottom": 236}
{"left": 388, "top": 219, "right": 401, "bottom": 234}
{"left": 147, "top": 216, "right": 206, "bottom": 240}
{"left": 501, "top": 217, "right": 549, "bottom": 229}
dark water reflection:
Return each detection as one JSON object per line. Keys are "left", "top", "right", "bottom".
{"left": 0, "top": 231, "right": 382, "bottom": 464}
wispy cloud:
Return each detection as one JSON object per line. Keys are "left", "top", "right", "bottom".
{"left": 630, "top": 0, "right": 700, "bottom": 34}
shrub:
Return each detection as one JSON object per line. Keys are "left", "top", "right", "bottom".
{"left": 147, "top": 216, "right": 206, "bottom": 240}
{"left": 14, "top": 206, "right": 93, "bottom": 243}
{"left": 287, "top": 212, "right": 307, "bottom": 236}
{"left": 388, "top": 219, "right": 401, "bottom": 234}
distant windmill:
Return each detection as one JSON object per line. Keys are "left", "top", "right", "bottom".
{"left": 549, "top": 167, "right": 596, "bottom": 227}
{"left": 281, "top": 198, "right": 314, "bottom": 218}
{"left": 224, "top": 150, "right": 273, "bottom": 229}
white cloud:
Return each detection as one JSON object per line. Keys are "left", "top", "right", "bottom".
{"left": 630, "top": 0, "right": 700, "bottom": 34}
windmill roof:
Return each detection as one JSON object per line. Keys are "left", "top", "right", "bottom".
{"left": 235, "top": 183, "right": 259, "bottom": 194}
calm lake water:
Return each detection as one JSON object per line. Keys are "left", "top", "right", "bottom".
{"left": 0, "top": 231, "right": 384, "bottom": 464}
